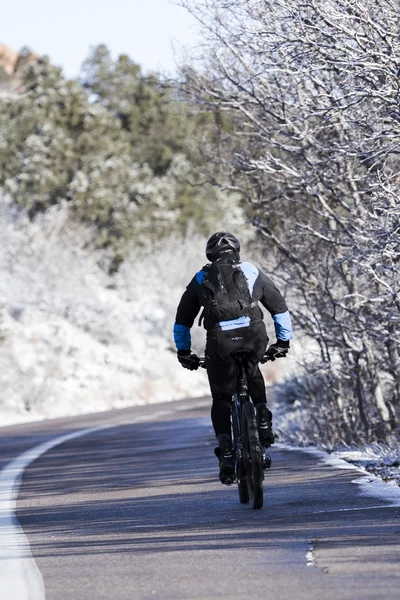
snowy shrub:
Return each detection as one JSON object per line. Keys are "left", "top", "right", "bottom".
{"left": 0, "top": 193, "right": 214, "bottom": 424}
{"left": 0, "top": 188, "right": 251, "bottom": 425}
{"left": 0, "top": 304, "right": 5, "bottom": 343}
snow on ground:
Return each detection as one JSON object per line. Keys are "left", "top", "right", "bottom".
{"left": 331, "top": 446, "right": 400, "bottom": 487}
{"left": 280, "top": 444, "right": 400, "bottom": 505}
{"left": 275, "top": 399, "right": 400, "bottom": 488}
{"left": 0, "top": 195, "right": 212, "bottom": 425}
{"left": 270, "top": 365, "right": 400, "bottom": 487}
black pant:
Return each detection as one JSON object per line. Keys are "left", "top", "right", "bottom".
{"left": 205, "top": 320, "right": 268, "bottom": 438}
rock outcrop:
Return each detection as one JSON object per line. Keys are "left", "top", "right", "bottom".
{"left": 0, "top": 43, "right": 19, "bottom": 75}
{"left": 0, "top": 43, "right": 37, "bottom": 76}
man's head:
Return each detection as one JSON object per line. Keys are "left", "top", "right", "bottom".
{"left": 206, "top": 232, "right": 240, "bottom": 262}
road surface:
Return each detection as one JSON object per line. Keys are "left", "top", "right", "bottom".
{"left": 1, "top": 398, "right": 399, "bottom": 599}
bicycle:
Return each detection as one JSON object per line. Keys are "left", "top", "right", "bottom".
{"left": 200, "top": 352, "right": 272, "bottom": 510}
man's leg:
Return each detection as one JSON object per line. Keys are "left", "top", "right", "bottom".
{"left": 206, "top": 357, "right": 237, "bottom": 484}
{"left": 245, "top": 360, "right": 275, "bottom": 447}
{"left": 255, "top": 403, "right": 275, "bottom": 448}
{"left": 210, "top": 393, "right": 231, "bottom": 437}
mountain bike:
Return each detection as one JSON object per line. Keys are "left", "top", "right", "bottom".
{"left": 201, "top": 352, "right": 271, "bottom": 510}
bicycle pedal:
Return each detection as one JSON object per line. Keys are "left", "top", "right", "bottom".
{"left": 262, "top": 452, "right": 272, "bottom": 470}
{"left": 220, "top": 463, "right": 236, "bottom": 485}
{"left": 223, "top": 473, "right": 236, "bottom": 486}
{"left": 225, "top": 477, "right": 235, "bottom": 486}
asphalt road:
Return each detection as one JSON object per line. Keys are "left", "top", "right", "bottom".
{"left": 1, "top": 398, "right": 400, "bottom": 600}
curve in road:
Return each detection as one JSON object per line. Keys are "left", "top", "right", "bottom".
{"left": 1, "top": 399, "right": 399, "bottom": 600}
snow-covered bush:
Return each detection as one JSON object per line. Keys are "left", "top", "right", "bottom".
{"left": 0, "top": 304, "right": 5, "bottom": 343}
{"left": 0, "top": 193, "right": 213, "bottom": 424}
{"left": 0, "top": 190, "right": 252, "bottom": 425}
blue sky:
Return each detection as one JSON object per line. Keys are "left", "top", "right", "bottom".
{"left": 2, "top": 0, "right": 200, "bottom": 77}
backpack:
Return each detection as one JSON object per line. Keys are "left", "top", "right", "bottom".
{"left": 200, "top": 261, "right": 253, "bottom": 330}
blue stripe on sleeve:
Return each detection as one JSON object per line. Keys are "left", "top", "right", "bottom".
{"left": 272, "top": 311, "right": 293, "bottom": 341}
{"left": 173, "top": 323, "right": 191, "bottom": 350}
{"left": 195, "top": 270, "right": 207, "bottom": 285}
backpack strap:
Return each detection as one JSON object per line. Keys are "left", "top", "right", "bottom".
{"left": 198, "top": 308, "right": 205, "bottom": 327}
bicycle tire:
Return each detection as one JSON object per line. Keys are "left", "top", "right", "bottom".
{"left": 242, "top": 401, "right": 264, "bottom": 509}
{"left": 237, "top": 459, "right": 249, "bottom": 504}
{"left": 231, "top": 394, "right": 249, "bottom": 504}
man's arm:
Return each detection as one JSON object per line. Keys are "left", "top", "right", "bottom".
{"left": 173, "top": 276, "right": 202, "bottom": 351}
{"left": 257, "top": 271, "right": 293, "bottom": 343}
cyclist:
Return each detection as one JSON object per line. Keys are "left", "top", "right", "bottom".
{"left": 174, "top": 232, "right": 293, "bottom": 484}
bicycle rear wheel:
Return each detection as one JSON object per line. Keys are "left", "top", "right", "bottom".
{"left": 237, "top": 459, "right": 249, "bottom": 504}
{"left": 242, "top": 401, "right": 264, "bottom": 509}
{"left": 231, "top": 394, "right": 249, "bottom": 504}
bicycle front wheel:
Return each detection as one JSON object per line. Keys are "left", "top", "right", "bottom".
{"left": 242, "top": 401, "right": 264, "bottom": 509}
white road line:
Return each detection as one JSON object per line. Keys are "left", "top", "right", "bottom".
{"left": 0, "top": 404, "right": 198, "bottom": 600}
{"left": 0, "top": 424, "right": 113, "bottom": 600}
{"left": 306, "top": 542, "right": 316, "bottom": 567}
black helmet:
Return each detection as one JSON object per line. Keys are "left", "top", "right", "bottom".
{"left": 206, "top": 231, "right": 240, "bottom": 261}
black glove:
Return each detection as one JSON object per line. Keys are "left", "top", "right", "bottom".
{"left": 177, "top": 350, "right": 200, "bottom": 371}
{"left": 261, "top": 340, "right": 290, "bottom": 363}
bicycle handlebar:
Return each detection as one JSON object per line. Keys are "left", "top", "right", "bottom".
{"left": 197, "top": 352, "right": 277, "bottom": 369}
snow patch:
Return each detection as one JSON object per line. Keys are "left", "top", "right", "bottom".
{"left": 279, "top": 444, "right": 400, "bottom": 507}
{"left": 0, "top": 196, "right": 210, "bottom": 426}
{"left": 350, "top": 475, "right": 400, "bottom": 508}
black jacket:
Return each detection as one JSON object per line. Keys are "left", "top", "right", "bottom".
{"left": 174, "top": 261, "right": 292, "bottom": 351}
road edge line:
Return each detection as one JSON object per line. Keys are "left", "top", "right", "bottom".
{"left": 0, "top": 424, "right": 113, "bottom": 600}
{"left": 0, "top": 402, "right": 209, "bottom": 599}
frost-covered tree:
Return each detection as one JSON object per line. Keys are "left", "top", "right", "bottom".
{"left": 0, "top": 49, "right": 244, "bottom": 265}
{"left": 0, "top": 58, "right": 140, "bottom": 231}
{"left": 80, "top": 45, "right": 240, "bottom": 237}
{"left": 181, "top": 0, "right": 400, "bottom": 445}
{"left": 81, "top": 44, "right": 197, "bottom": 175}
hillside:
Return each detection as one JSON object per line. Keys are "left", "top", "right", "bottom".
{"left": 0, "top": 193, "right": 211, "bottom": 424}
